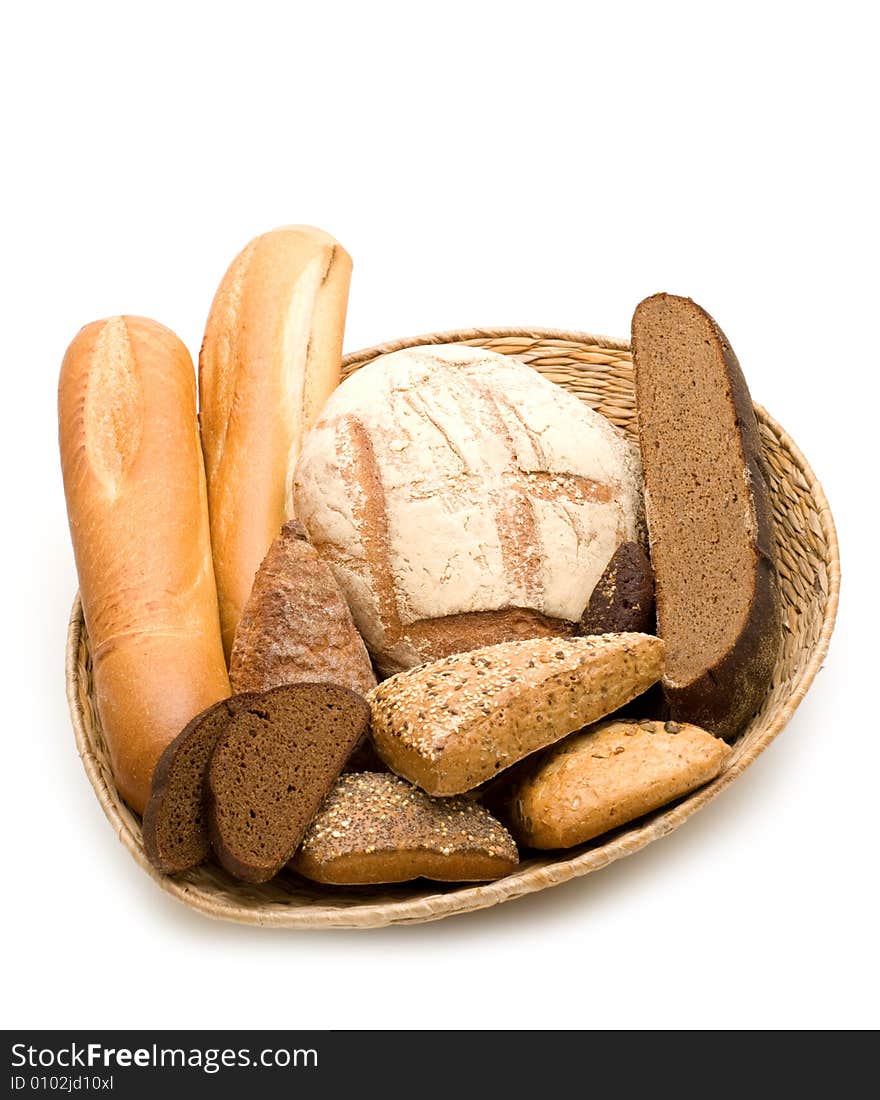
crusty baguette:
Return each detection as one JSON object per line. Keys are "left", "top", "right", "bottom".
{"left": 199, "top": 226, "right": 352, "bottom": 656}
{"left": 368, "top": 633, "right": 665, "bottom": 795}
{"left": 59, "top": 317, "right": 231, "bottom": 813}
{"left": 508, "top": 718, "right": 731, "bottom": 848}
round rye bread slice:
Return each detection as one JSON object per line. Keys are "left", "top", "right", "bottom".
{"left": 207, "top": 683, "right": 370, "bottom": 884}
{"left": 631, "top": 293, "right": 782, "bottom": 740}
{"left": 143, "top": 693, "right": 260, "bottom": 874}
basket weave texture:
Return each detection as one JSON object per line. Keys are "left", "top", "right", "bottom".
{"left": 65, "top": 328, "right": 839, "bottom": 929}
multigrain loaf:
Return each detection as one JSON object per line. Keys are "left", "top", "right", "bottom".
{"left": 294, "top": 344, "right": 643, "bottom": 676}
{"left": 368, "top": 633, "right": 665, "bottom": 795}
{"left": 199, "top": 226, "right": 352, "bottom": 656}
{"left": 293, "top": 772, "right": 519, "bottom": 884}
{"left": 508, "top": 718, "right": 731, "bottom": 848}
{"left": 143, "top": 694, "right": 259, "bottom": 874}
{"left": 632, "top": 294, "right": 781, "bottom": 739}
{"left": 58, "top": 316, "right": 230, "bottom": 814}
{"left": 207, "top": 683, "right": 369, "bottom": 883}
{"left": 581, "top": 541, "right": 654, "bottom": 635}
{"left": 230, "top": 521, "right": 376, "bottom": 696}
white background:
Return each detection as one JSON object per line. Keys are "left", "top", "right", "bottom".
{"left": 3, "top": 2, "right": 876, "bottom": 1031}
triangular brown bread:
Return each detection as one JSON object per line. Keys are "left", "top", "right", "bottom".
{"left": 631, "top": 294, "right": 781, "bottom": 740}
{"left": 207, "top": 683, "right": 369, "bottom": 883}
{"left": 143, "top": 693, "right": 258, "bottom": 874}
{"left": 368, "top": 633, "right": 665, "bottom": 796}
{"left": 293, "top": 772, "right": 519, "bottom": 884}
{"left": 229, "top": 520, "right": 376, "bottom": 696}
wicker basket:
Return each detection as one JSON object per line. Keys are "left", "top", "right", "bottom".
{"left": 65, "top": 328, "right": 840, "bottom": 929}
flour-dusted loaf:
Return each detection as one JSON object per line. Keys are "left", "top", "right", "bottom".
{"left": 230, "top": 521, "right": 376, "bottom": 696}
{"left": 200, "top": 226, "right": 352, "bottom": 656}
{"left": 59, "top": 317, "right": 231, "bottom": 814}
{"left": 369, "top": 633, "right": 665, "bottom": 795}
{"left": 508, "top": 718, "right": 731, "bottom": 848}
{"left": 294, "top": 344, "right": 643, "bottom": 676}
{"left": 632, "top": 294, "right": 782, "bottom": 740}
{"left": 293, "top": 772, "right": 519, "bottom": 884}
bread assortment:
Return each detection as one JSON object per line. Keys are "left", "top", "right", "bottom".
{"left": 59, "top": 316, "right": 230, "bottom": 814}
{"left": 199, "top": 225, "right": 352, "bottom": 657}
{"left": 230, "top": 520, "right": 376, "bottom": 696}
{"left": 59, "top": 230, "right": 782, "bottom": 895}
{"left": 293, "top": 344, "right": 643, "bottom": 676}
{"left": 507, "top": 718, "right": 732, "bottom": 849}
{"left": 368, "top": 634, "right": 665, "bottom": 795}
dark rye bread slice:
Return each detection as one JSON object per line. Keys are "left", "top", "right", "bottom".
{"left": 207, "top": 683, "right": 369, "bottom": 883}
{"left": 143, "top": 693, "right": 259, "bottom": 874}
{"left": 631, "top": 293, "right": 781, "bottom": 740}
{"left": 581, "top": 541, "right": 655, "bottom": 635}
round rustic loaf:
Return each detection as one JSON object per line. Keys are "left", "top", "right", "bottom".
{"left": 293, "top": 344, "right": 642, "bottom": 675}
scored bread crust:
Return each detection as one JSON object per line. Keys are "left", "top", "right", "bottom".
{"left": 368, "top": 633, "right": 665, "bottom": 795}
{"left": 632, "top": 294, "right": 781, "bottom": 740}
{"left": 59, "top": 317, "right": 230, "bottom": 813}
{"left": 293, "top": 344, "right": 643, "bottom": 676}
{"left": 508, "top": 718, "right": 732, "bottom": 849}
{"left": 199, "top": 226, "right": 352, "bottom": 656}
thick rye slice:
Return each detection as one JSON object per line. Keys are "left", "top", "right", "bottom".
{"left": 207, "top": 683, "right": 369, "bottom": 884}
{"left": 631, "top": 294, "right": 781, "bottom": 740}
{"left": 143, "top": 694, "right": 259, "bottom": 874}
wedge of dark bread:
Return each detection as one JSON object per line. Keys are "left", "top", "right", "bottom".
{"left": 293, "top": 772, "right": 519, "bottom": 884}
{"left": 207, "top": 683, "right": 369, "bottom": 883}
{"left": 581, "top": 541, "right": 654, "bottom": 635}
{"left": 631, "top": 293, "right": 781, "bottom": 740}
{"left": 143, "top": 693, "right": 257, "bottom": 874}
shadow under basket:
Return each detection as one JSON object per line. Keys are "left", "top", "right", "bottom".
{"left": 65, "top": 327, "right": 840, "bottom": 929}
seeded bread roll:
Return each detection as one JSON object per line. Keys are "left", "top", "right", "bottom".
{"left": 294, "top": 344, "right": 642, "bottom": 676}
{"left": 200, "top": 226, "right": 352, "bottom": 656}
{"left": 369, "top": 633, "right": 665, "bottom": 796}
{"left": 230, "top": 521, "right": 376, "bottom": 696}
{"left": 632, "top": 294, "right": 781, "bottom": 739}
{"left": 508, "top": 718, "right": 731, "bottom": 848}
{"left": 294, "top": 772, "right": 519, "bottom": 884}
{"left": 208, "top": 683, "right": 369, "bottom": 883}
{"left": 59, "top": 316, "right": 230, "bottom": 814}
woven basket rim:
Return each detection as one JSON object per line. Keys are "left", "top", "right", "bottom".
{"left": 65, "top": 327, "right": 840, "bottom": 929}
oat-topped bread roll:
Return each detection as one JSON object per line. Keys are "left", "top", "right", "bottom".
{"left": 369, "top": 633, "right": 665, "bottom": 795}
{"left": 230, "top": 521, "right": 376, "bottom": 696}
{"left": 200, "top": 226, "right": 352, "bottom": 657}
{"left": 632, "top": 294, "right": 781, "bottom": 739}
{"left": 59, "top": 317, "right": 230, "bottom": 814}
{"left": 294, "top": 344, "right": 642, "bottom": 676}
{"left": 508, "top": 718, "right": 731, "bottom": 848}
{"left": 294, "top": 773, "right": 519, "bottom": 884}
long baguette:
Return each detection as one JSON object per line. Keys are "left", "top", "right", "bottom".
{"left": 59, "top": 316, "right": 231, "bottom": 813}
{"left": 199, "top": 225, "right": 352, "bottom": 655}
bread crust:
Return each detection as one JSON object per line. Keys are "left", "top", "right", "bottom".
{"left": 229, "top": 521, "right": 376, "bottom": 695}
{"left": 199, "top": 226, "right": 352, "bottom": 656}
{"left": 632, "top": 294, "right": 781, "bottom": 740}
{"left": 508, "top": 718, "right": 731, "bottom": 848}
{"left": 368, "top": 633, "right": 665, "bottom": 795}
{"left": 59, "top": 317, "right": 230, "bottom": 813}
